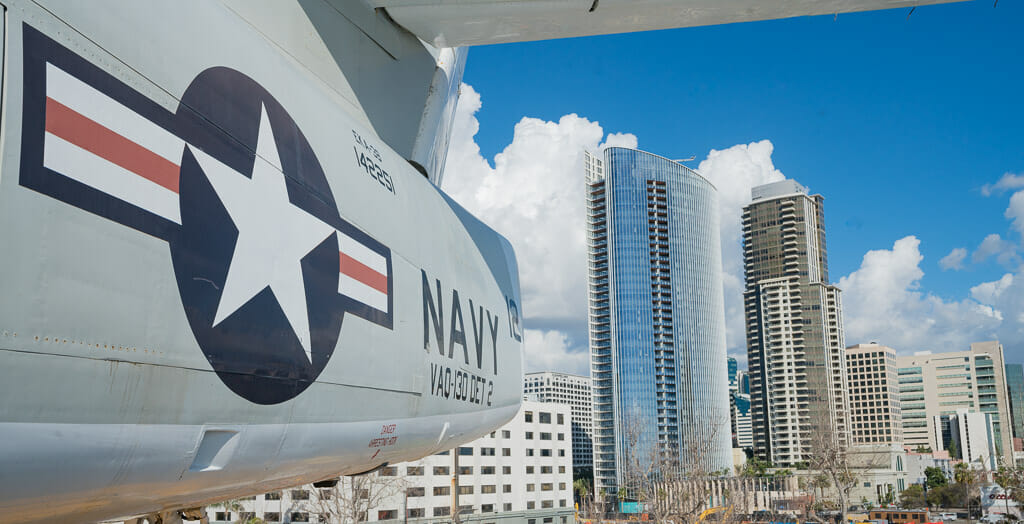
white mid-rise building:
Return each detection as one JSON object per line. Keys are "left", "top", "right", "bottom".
{"left": 934, "top": 409, "right": 999, "bottom": 470}
{"left": 199, "top": 401, "right": 574, "bottom": 524}
{"left": 523, "top": 371, "right": 593, "bottom": 471}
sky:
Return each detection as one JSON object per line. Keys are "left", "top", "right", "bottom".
{"left": 439, "top": 1, "right": 1024, "bottom": 376}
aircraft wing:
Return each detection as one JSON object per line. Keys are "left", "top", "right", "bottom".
{"left": 373, "top": 0, "right": 969, "bottom": 48}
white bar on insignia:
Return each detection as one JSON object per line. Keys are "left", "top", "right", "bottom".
{"left": 44, "top": 132, "right": 182, "bottom": 224}
{"left": 336, "top": 230, "right": 387, "bottom": 275}
{"left": 338, "top": 273, "right": 388, "bottom": 312}
{"left": 45, "top": 63, "right": 185, "bottom": 165}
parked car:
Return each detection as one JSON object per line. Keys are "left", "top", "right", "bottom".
{"left": 939, "top": 513, "right": 956, "bottom": 521}
{"left": 981, "top": 514, "right": 1006, "bottom": 524}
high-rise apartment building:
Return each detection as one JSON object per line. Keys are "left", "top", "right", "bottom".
{"left": 896, "top": 342, "right": 1014, "bottom": 466}
{"left": 1005, "top": 364, "right": 1024, "bottom": 440}
{"left": 524, "top": 371, "right": 593, "bottom": 471}
{"left": 846, "top": 343, "right": 902, "bottom": 445}
{"left": 741, "top": 180, "right": 850, "bottom": 466}
{"left": 585, "top": 148, "right": 731, "bottom": 495}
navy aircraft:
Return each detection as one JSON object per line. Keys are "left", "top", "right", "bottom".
{"left": 0, "top": 1, "right": 961, "bottom": 522}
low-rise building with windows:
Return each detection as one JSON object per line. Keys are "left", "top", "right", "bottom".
{"left": 203, "top": 401, "right": 574, "bottom": 523}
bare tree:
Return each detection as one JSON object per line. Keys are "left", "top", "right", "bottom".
{"left": 616, "top": 406, "right": 732, "bottom": 523}
{"left": 807, "top": 428, "right": 859, "bottom": 524}
{"left": 303, "top": 468, "right": 407, "bottom": 522}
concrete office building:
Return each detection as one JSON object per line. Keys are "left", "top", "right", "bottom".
{"left": 933, "top": 409, "right": 998, "bottom": 470}
{"left": 846, "top": 343, "right": 903, "bottom": 446}
{"left": 742, "top": 180, "right": 851, "bottom": 466}
{"left": 202, "top": 401, "right": 574, "bottom": 524}
{"left": 585, "top": 148, "right": 732, "bottom": 495}
{"left": 523, "top": 371, "right": 594, "bottom": 471}
{"left": 897, "top": 342, "right": 1013, "bottom": 466}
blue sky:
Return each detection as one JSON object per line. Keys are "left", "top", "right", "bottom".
{"left": 442, "top": 1, "right": 1024, "bottom": 372}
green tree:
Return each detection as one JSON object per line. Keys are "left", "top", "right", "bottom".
{"left": 741, "top": 457, "right": 773, "bottom": 478}
{"left": 994, "top": 466, "right": 1023, "bottom": 518}
{"left": 947, "top": 440, "right": 961, "bottom": 460}
{"left": 925, "top": 466, "right": 948, "bottom": 489}
{"left": 899, "top": 485, "right": 927, "bottom": 509}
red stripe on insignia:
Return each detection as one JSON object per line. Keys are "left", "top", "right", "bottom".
{"left": 339, "top": 252, "right": 388, "bottom": 294}
{"left": 45, "top": 97, "right": 181, "bottom": 193}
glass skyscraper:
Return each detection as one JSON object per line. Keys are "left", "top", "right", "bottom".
{"left": 1004, "top": 363, "right": 1024, "bottom": 440}
{"left": 586, "top": 147, "right": 731, "bottom": 495}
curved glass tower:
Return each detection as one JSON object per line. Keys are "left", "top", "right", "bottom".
{"left": 586, "top": 147, "right": 731, "bottom": 495}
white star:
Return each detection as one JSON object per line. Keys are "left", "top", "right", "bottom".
{"left": 187, "top": 104, "right": 334, "bottom": 364}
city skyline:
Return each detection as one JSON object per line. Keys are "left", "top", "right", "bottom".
{"left": 441, "top": 1, "right": 1024, "bottom": 376}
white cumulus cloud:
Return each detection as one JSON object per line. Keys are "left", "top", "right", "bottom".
{"left": 442, "top": 84, "right": 635, "bottom": 372}
{"left": 838, "top": 236, "right": 1002, "bottom": 353}
{"left": 972, "top": 233, "right": 1020, "bottom": 267}
{"left": 938, "top": 247, "right": 968, "bottom": 271}
{"left": 696, "top": 141, "right": 786, "bottom": 362}
{"left": 982, "top": 172, "right": 1024, "bottom": 197}
{"left": 523, "top": 329, "right": 589, "bottom": 376}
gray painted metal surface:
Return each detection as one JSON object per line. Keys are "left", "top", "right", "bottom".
{"left": 0, "top": 1, "right": 521, "bottom": 521}
{"left": 379, "top": 0, "right": 969, "bottom": 47}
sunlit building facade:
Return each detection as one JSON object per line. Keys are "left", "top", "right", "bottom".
{"left": 742, "top": 180, "right": 851, "bottom": 466}
{"left": 585, "top": 147, "right": 731, "bottom": 496}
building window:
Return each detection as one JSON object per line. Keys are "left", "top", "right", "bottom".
{"left": 434, "top": 507, "right": 450, "bottom": 517}
{"left": 482, "top": 504, "right": 495, "bottom": 513}
{"left": 559, "top": 466, "right": 566, "bottom": 474}
{"left": 542, "top": 500, "right": 554, "bottom": 508}
{"left": 503, "top": 466, "right": 512, "bottom": 474}
{"left": 481, "top": 466, "right": 495, "bottom": 474}
{"left": 482, "top": 485, "right": 496, "bottom": 494}
{"left": 265, "top": 492, "right": 282, "bottom": 501}
{"left": 503, "top": 484, "right": 512, "bottom": 493}
{"left": 378, "top": 510, "right": 397, "bottom": 520}
{"left": 541, "top": 466, "right": 552, "bottom": 474}
{"left": 481, "top": 447, "right": 496, "bottom": 456}
{"left": 407, "top": 508, "right": 425, "bottom": 518}
{"left": 559, "top": 482, "right": 566, "bottom": 490}
{"left": 526, "top": 466, "right": 535, "bottom": 474}
{"left": 527, "top": 449, "right": 535, "bottom": 457}
{"left": 434, "top": 466, "right": 449, "bottom": 476}
{"left": 379, "top": 466, "right": 398, "bottom": 476}
{"left": 527, "top": 484, "right": 535, "bottom": 492}
{"left": 407, "top": 487, "right": 425, "bottom": 497}
{"left": 407, "top": 466, "right": 424, "bottom": 476}
{"left": 502, "top": 430, "right": 511, "bottom": 438}
{"left": 502, "top": 448, "right": 511, "bottom": 457}
{"left": 558, "top": 449, "right": 565, "bottom": 457}
{"left": 540, "top": 412, "right": 552, "bottom": 423}
{"left": 459, "top": 466, "right": 473, "bottom": 475}
{"left": 434, "top": 486, "right": 450, "bottom": 496}
{"left": 458, "top": 486, "right": 474, "bottom": 495}
{"left": 525, "top": 411, "right": 534, "bottom": 422}
{"left": 542, "top": 483, "right": 553, "bottom": 491}
{"left": 528, "top": 501, "right": 536, "bottom": 509}
{"left": 557, "top": 414, "right": 565, "bottom": 424}
{"left": 458, "top": 447, "right": 473, "bottom": 456}
{"left": 291, "top": 490, "right": 310, "bottom": 500}
{"left": 540, "top": 433, "right": 552, "bottom": 440}
{"left": 215, "top": 513, "right": 230, "bottom": 521}
{"left": 558, "top": 433, "right": 565, "bottom": 441}
{"left": 504, "top": 503, "right": 513, "bottom": 512}
{"left": 541, "top": 449, "right": 552, "bottom": 457}
{"left": 526, "top": 432, "right": 534, "bottom": 440}
{"left": 289, "top": 513, "right": 309, "bottom": 522}
{"left": 264, "top": 513, "right": 280, "bottom": 522}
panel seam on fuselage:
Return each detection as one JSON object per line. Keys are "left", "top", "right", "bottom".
{"left": 0, "top": 346, "right": 421, "bottom": 396}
